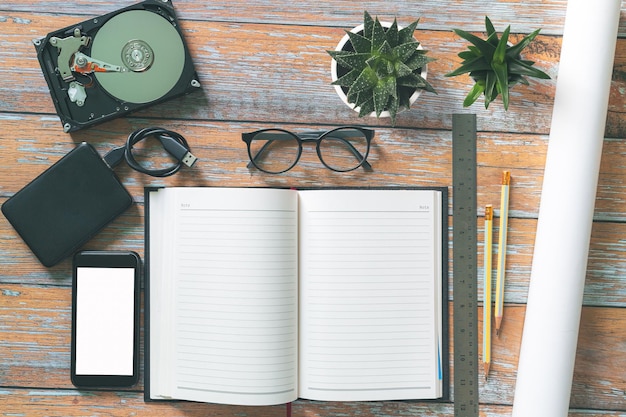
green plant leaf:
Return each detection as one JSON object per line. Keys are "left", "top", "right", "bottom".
{"left": 347, "top": 31, "right": 372, "bottom": 54}
{"left": 509, "top": 58, "right": 551, "bottom": 78}
{"left": 484, "top": 71, "right": 497, "bottom": 104}
{"left": 398, "top": 73, "right": 436, "bottom": 94}
{"left": 452, "top": 29, "right": 496, "bottom": 62}
{"left": 385, "top": 19, "right": 399, "bottom": 46}
{"left": 507, "top": 29, "right": 540, "bottom": 58}
{"left": 363, "top": 11, "right": 375, "bottom": 39}
{"left": 398, "top": 87, "right": 412, "bottom": 108}
{"left": 463, "top": 80, "right": 485, "bottom": 107}
{"left": 378, "top": 76, "right": 397, "bottom": 99}
{"left": 327, "top": 50, "right": 353, "bottom": 60}
{"left": 485, "top": 16, "right": 499, "bottom": 47}
{"left": 510, "top": 74, "right": 529, "bottom": 86}
{"left": 371, "top": 17, "right": 387, "bottom": 51}
{"left": 508, "top": 74, "right": 527, "bottom": 87}
{"left": 393, "top": 41, "right": 419, "bottom": 62}
{"left": 491, "top": 58, "right": 509, "bottom": 110}
{"left": 354, "top": 90, "right": 371, "bottom": 108}
{"left": 398, "top": 19, "right": 419, "bottom": 44}
{"left": 469, "top": 69, "right": 487, "bottom": 79}
{"left": 395, "top": 61, "right": 413, "bottom": 78}
{"left": 358, "top": 97, "right": 375, "bottom": 117}
{"left": 373, "top": 77, "right": 396, "bottom": 114}
{"left": 484, "top": 90, "right": 495, "bottom": 109}
{"left": 377, "top": 40, "right": 393, "bottom": 57}
{"left": 384, "top": 60, "right": 394, "bottom": 76}
{"left": 485, "top": 16, "right": 496, "bottom": 37}
{"left": 373, "top": 86, "right": 389, "bottom": 117}
{"left": 398, "top": 73, "right": 425, "bottom": 88}
{"left": 332, "top": 52, "right": 371, "bottom": 72}
{"left": 485, "top": 31, "right": 500, "bottom": 48}
{"left": 493, "top": 26, "right": 510, "bottom": 65}
{"left": 458, "top": 50, "right": 478, "bottom": 60}
{"left": 445, "top": 55, "right": 491, "bottom": 77}
{"left": 406, "top": 53, "right": 435, "bottom": 71}
{"left": 467, "top": 46, "right": 481, "bottom": 56}
{"left": 388, "top": 95, "right": 400, "bottom": 125}
{"left": 421, "top": 77, "right": 437, "bottom": 94}
{"left": 485, "top": 74, "right": 501, "bottom": 108}
{"left": 331, "top": 69, "right": 360, "bottom": 87}
{"left": 347, "top": 89, "right": 359, "bottom": 104}
{"left": 348, "top": 66, "right": 378, "bottom": 96}
{"left": 387, "top": 77, "right": 398, "bottom": 99}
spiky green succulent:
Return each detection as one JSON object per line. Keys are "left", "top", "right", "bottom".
{"left": 446, "top": 16, "right": 551, "bottom": 110}
{"left": 328, "top": 11, "right": 436, "bottom": 123}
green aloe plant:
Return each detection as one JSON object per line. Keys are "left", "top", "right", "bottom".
{"left": 446, "top": 16, "right": 551, "bottom": 110}
{"left": 328, "top": 11, "right": 436, "bottom": 123}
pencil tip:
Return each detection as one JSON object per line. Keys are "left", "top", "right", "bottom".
{"left": 484, "top": 362, "right": 491, "bottom": 379}
{"left": 495, "top": 316, "right": 502, "bottom": 336}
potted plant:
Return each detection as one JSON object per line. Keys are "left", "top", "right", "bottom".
{"left": 328, "top": 11, "right": 436, "bottom": 124}
{"left": 445, "top": 16, "right": 551, "bottom": 110}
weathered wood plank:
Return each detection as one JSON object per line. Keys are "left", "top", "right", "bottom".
{"left": 475, "top": 217, "right": 626, "bottom": 307}
{"left": 1, "top": 116, "right": 625, "bottom": 219}
{"left": 2, "top": 285, "right": 625, "bottom": 411}
{"left": 1, "top": 13, "right": 624, "bottom": 136}
{"left": 3, "top": 0, "right": 624, "bottom": 37}
{"left": 0, "top": 388, "right": 286, "bottom": 417}
{"left": 0, "top": 387, "right": 624, "bottom": 417}
{"left": 472, "top": 305, "right": 626, "bottom": 410}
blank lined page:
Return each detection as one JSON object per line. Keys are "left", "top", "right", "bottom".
{"left": 298, "top": 189, "right": 442, "bottom": 401}
{"left": 151, "top": 187, "right": 299, "bottom": 406}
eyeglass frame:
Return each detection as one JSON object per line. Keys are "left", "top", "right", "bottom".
{"left": 241, "top": 126, "right": 374, "bottom": 174}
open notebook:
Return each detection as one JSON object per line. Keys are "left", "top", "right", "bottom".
{"left": 145, "top": 187, "right": 448, "bottom": 405}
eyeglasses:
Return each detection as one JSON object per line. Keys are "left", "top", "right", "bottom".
{"left": 242, "top": 127, "right": 374, "bottom": 174}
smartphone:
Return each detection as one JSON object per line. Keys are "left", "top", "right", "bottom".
{"left": 71, "top": 250, "right": 141, "bottom": 387}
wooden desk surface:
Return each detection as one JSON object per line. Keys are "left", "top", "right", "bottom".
{"left": 1, "top": 1, "right": 625, "bottom": 415}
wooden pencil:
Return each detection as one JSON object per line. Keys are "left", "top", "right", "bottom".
{"left": 483, "top": 205, "right": 493, "bottom": 379}
{"left": 495, "top": 171, "right": 511, "bottom": 335}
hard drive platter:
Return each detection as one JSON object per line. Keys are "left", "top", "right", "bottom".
{"left": 34, "top": 0, "right": 200, "bottom": 132}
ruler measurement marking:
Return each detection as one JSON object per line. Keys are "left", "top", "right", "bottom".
{"left": 452, "top": 114, "right": 479, "bottom": 417}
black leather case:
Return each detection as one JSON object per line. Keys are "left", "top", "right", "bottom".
{"left": 1, "top": 142, "right": 133, "bottom": 267}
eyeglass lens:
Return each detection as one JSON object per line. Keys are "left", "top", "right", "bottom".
{"left": 318, "top": 128, "right": 368, "bottom": 172}
{"left": 248, "top": 128, "right": 368, "bottom": 173}
{"left": 248, "top": 130, "right": 300, "bottom": 173}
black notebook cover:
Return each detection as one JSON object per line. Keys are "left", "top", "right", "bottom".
{"left": 143, "top": 186, "right": 450, "bottom": 403}
{"left": 1, "top": 142, "right": 133, "bottom": 267}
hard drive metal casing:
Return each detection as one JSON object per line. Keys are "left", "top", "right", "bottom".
{"left": 34, "top": 0, "right": 201, "bottom": 132}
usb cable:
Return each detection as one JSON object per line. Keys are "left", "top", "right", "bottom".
{"left": 104, "top": 127, "right": 197, "bottom": 177}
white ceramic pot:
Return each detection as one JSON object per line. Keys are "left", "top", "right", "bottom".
{"left": 330, "top": 21, "right": 429, "bottom": 118}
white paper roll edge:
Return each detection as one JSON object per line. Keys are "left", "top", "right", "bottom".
{"left": 511, "top": 2, "right": 621, "bottom": 416}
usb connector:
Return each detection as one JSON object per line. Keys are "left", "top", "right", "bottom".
{"left": 158, "top": 134, "right": 197, "bottom": 167}
{"left": 103, "top": 146, "right": 126, "bottom": 169}
{"left": 181, "top": 152, "right": 198, "bottom": 167}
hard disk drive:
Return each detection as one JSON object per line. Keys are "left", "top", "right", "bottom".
{"left": 34, "top": 0, "right": 200, "bottom": 132}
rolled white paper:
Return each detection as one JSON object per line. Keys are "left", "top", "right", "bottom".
{"left": 511, "top": 1, "right": 621, "bottom": 417}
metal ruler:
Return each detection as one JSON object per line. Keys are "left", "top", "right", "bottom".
{"left": 452, "top": 114, "right": 479, "bottom": 417}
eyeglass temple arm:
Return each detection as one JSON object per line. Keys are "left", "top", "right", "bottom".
{"left": 246, "top": 133, "right": 294, "bottom": 169}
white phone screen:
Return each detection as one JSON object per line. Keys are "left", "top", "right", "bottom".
{"left": 75, "top": 267, "right": 135, "bottom": 376}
